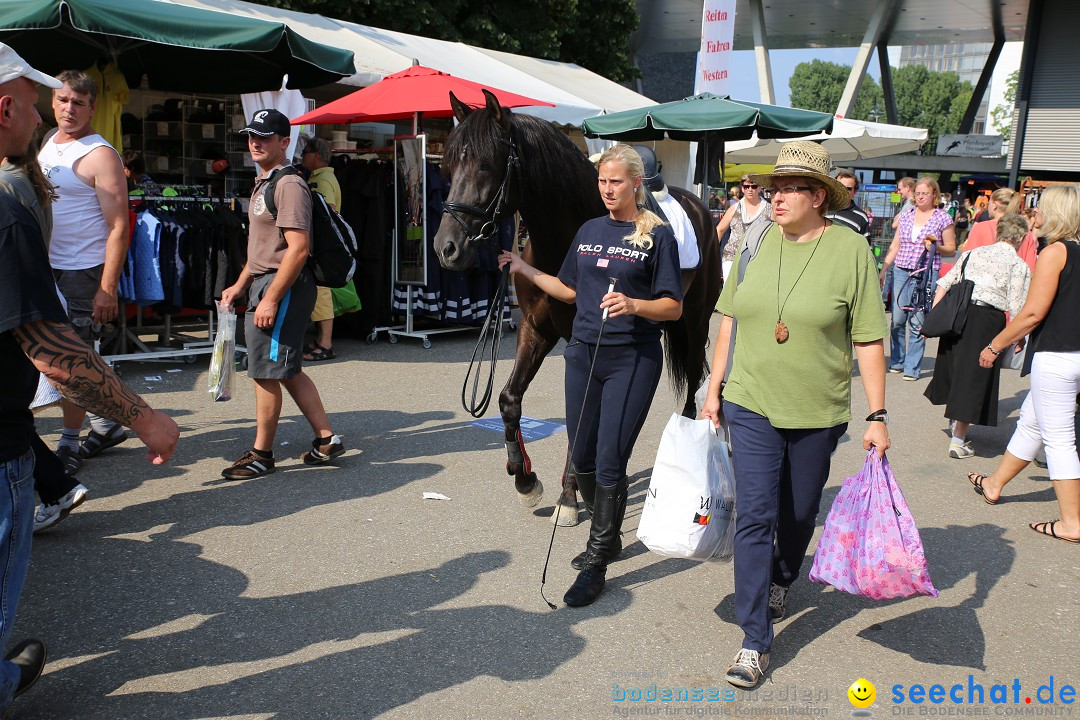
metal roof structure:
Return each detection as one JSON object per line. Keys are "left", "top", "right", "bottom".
{"left": 634, "top": 0, "right": 1031, "bottom": 54}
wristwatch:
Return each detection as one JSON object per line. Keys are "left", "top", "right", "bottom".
{"left": 866, "top": 409, "right": 889, "bottom": 425}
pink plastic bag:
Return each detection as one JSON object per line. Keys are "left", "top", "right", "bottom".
{"left": 809, "top": 450, "right": 938, "bottom": 600}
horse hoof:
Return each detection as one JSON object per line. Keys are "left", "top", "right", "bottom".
{"left": 517, "top": 478, "right": 543, "bottom": 508}
{"left": 552, "top": 501, "right": 581, "bottom": 527}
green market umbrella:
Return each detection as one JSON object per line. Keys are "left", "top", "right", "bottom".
{"left": 581, "top": 93, "right": 834, "bottom": 142}
{"left": 582, "top": 93, "right": 833, "bottom": 194}
{"left": 0, "top": 0, "right": 355, "bottom": 92}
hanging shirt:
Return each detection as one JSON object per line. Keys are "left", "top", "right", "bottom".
{"left": 557, "top": 217, "right": 683, "bottom": 346}
{"left": 38, "top": 132, "right": 118, "bottom": 270}
{"left": 133, "top": 211, "right": 165, "bottom": 306}
{"left": 85, "top": 62, "right": 130, "bottom": 153}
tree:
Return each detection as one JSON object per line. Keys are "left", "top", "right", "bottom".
{"left": 990, "top": 69, "right": 1020, "bottom": 141}
{"left": 789, "top": 60, "right": 976, "bottom": 151}
{"left": 251, "top": 0, "right": 640, "bottom": 82}
{"left": 789, "top": 59, "right": 884, "bottom": 121}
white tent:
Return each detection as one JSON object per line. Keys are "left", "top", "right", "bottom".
{"left": 170, "top": 0, "right": 656, "bottom": 127}
{"left": 723, "top": 117, "right": 929, "bottom": 163}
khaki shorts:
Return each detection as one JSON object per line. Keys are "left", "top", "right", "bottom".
{"left": 310, "top": 285, "right": 334, "bottom": 322}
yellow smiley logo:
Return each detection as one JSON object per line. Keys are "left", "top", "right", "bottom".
{"left": 848, "top": 678, "right": 876, "bottom": 709}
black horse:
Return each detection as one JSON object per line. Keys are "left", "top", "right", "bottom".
{"left": 435, "top": 90, "right": 722, "bottom": 526}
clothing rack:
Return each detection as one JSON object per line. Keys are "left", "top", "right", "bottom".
{"left": 103, "top": 193, "right": 247, "bottom": 367}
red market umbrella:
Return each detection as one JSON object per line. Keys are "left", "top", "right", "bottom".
{"left": 290, "top": 63, "right": 554, "bottom": 127}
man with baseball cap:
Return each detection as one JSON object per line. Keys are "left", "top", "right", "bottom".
{"left": 219, "top": 109, "right": 344, "bottom": 480}
{"left": 0, "top": 42, "right": 181, "bottom": 715}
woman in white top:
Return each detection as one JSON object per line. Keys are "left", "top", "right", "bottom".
{"left": 924, "top": 214, "right": 1031, "bottom": 459}
{"left": 716, "top": 174, "right": 773, "bottom": 280}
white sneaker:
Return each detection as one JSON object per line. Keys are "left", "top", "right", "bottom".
{"left": 725, "top": 648, "right": 770, "bottom": 689}
{"left": 949, "top": 442, "right": 975, "bottom": 459}
{"left": 33, "top": 484, "right": 89, "bottom": 533}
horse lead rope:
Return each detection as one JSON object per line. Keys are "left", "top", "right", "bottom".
{"left": 461, "top": 264, "right": 510, "bottom": 418}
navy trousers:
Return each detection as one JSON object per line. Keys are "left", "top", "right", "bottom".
{"left": 564, "top": 340, "right": 663, "bottom": 488}
{"left": 724, "top": 401, "right": 847, "bottom": 653}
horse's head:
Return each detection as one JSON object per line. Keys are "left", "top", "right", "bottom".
{"left": 435, "top": 89, "right": 518, "bottom": 272}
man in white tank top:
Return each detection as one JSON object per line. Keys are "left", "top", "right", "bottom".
{"left": 37, "top": 70, "right": 130, "bottom": 472}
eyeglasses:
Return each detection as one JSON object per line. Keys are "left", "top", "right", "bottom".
{"left": 914, "top": 191, "right": 933, "bottom": 197}
{"left": 762, "top": 185, "right": 813, "bottom": 201}
{"left": 742, "top": 183, "right": 759, "bottom": 190}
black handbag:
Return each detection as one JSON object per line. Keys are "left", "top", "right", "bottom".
{"left": 921, "top": 254, "right": 973, "bottom": 338}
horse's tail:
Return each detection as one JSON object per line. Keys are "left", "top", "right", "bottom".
{"left": 662, "top": 318, "right": 695, "bottom": 401}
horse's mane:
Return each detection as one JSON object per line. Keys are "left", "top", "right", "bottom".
{"left": 444, "top": 107, "right": 600, "bottom": 223}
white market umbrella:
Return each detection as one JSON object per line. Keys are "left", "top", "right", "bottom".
{"left": 723, "top": 116, "right": 928, "bottom": 164}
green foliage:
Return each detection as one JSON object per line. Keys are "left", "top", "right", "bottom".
{"left": 789, "top": 60, "right": 884, "bottom": 121}
{"left": 252, "top": 0, "right": 640, "bottom": 82}
{"left": 990, "top": 69, "right": 1020, "bottom": 141}
{"left": 789, "top": 60, "right": 977, "bottom": 151}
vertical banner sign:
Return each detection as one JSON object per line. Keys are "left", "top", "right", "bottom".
{"left": 694, "top": 0, "right": 737, "bottom": 96}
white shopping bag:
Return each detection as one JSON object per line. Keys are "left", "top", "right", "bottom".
{"left": 637, "top": 413, "right": 736, "bottom": 561}
{"left": 208, "top": 302, "right": 236, "bottom": 402}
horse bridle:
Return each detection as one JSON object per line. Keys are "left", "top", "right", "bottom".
{"left": 442, "top": 129, "right": 520, "bottom": 253}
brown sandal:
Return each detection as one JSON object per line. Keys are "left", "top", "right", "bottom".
{"left": 967, "top": 473, "right": 999, "bottom": 505}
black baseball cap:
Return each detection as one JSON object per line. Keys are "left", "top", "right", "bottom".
{"left": 239, "top": 109, "right": 291, "bottom": 137}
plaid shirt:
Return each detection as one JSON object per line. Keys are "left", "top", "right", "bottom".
{"left": 894, "top": 208, "right": 954, "bottom": 277}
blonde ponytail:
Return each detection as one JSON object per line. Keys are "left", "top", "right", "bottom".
{"left": 597, "top": 144, "right": 667, "bottom": 249}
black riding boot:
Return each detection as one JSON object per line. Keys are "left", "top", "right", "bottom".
{"left": 564, "top": 480, "right": 627, "bottom": 607}
{"left": 570, "top": 468, "right": 625, "bottom": 569}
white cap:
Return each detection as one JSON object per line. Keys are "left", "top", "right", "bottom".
{"left": 0, "top": 43, "right": 62, "bottom": 89}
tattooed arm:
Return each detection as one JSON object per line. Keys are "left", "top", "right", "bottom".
{"left": 14, "top": 319, "right": 180, "bottom": 464}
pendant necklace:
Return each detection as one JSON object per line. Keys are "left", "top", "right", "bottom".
{"left": 775, "top": 223, "right": 826, "bottom": 343}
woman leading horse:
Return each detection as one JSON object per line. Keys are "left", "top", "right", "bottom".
{"left": 498, "top": 144, "right": 683, "bottom": 607}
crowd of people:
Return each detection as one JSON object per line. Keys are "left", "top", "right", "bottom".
{"left": 1, "top": 39, "right": 1077, "bottom": 716}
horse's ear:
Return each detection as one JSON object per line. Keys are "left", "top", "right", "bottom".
{"left": 483, "top": 89, "right": 512, "bottom": 131}
{"left": 450, "top": 92, "right": 472, "bottom": 123}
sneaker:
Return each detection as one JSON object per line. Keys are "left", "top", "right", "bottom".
{"left": 768, "top": 583, "right": 789, "bottom": 620}
{"left": 54, "top": 446, "right": 82, "bottom": 476}
{"left": 33, "top": 483, "right": 89, "bottom": 533}
{"left": 221, "top": 451, "right": 275, "bottom": 480}
{"left": 888, "top": 366, "right": 903, "bottom": 374}
{"left": 949, "top": 442, "right": 975, "bottom": 460}
{"left": 301, "top": 435, "right": 345, "bottom": 465}
{"left": 903, "top": 374, "right": 918, "bottom": 381}
{"left": 725, "top": 648, "right": 769, "bottom": 689}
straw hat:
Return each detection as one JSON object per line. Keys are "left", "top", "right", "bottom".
{"left": 749, "top": 141, "right": 850, "bottom": 212}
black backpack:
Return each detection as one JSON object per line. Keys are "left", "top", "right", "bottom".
{"left": 263, "top": 166, "right": 358, "bottom": 288}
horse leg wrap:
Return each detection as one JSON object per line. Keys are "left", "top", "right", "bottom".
{"left": 504, "top": 428, "right": 532, "bottom": 474}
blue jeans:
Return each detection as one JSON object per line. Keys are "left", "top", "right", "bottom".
{"left": 890, "top": 266, "right": 926, "bottom": 376}
{"left": 0, "top": 450, "right": 35, "bottom": 709}
{"left": 724, "top": 402, "right": 846, "bottom": 654}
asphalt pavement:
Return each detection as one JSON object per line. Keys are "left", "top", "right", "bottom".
{"left": 14, "top": 311, "right": 1079, "bottom": 719}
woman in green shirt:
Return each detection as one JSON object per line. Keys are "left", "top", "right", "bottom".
{"left": 700, "top": 142, "right": 890, "bottom": 689}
